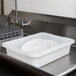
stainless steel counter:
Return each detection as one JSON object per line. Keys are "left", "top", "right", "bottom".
{"left": 40, "top": 47, "right": 76, "bottom": 75}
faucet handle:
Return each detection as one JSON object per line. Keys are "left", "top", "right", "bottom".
{"left": 17, "top": 19, "right": 31, "bottom": 26}
{"left": 21, "top": 19, "right": 31, "bottom": 26}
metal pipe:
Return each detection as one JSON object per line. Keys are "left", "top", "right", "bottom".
{"left": 1, "top": 0, "right": 4, "bottom": 15}
{"left": 15, "top": 0, "right": 18, "bottom": 23}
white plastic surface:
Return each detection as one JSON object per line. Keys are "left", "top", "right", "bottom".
{"left": 20, "top": 39, "right": 58, "bottom": 57}
{"left": 2, "top": 32, "right": 75, "bottom": 67}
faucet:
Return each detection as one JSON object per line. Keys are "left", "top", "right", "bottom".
{"left": 10, "top": 0, "right": 31, "bottom": 26}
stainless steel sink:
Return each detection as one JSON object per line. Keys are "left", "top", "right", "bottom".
{"left": 57, "top": 66, "right": 76, "bottom": 76}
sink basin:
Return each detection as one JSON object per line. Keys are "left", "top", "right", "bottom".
{"left": 2, "top": 32, "right": 75, "bottom": 67}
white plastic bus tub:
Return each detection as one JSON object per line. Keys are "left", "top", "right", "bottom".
{"left": 2, "top": 32, "right": 75, "bottom": 67}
